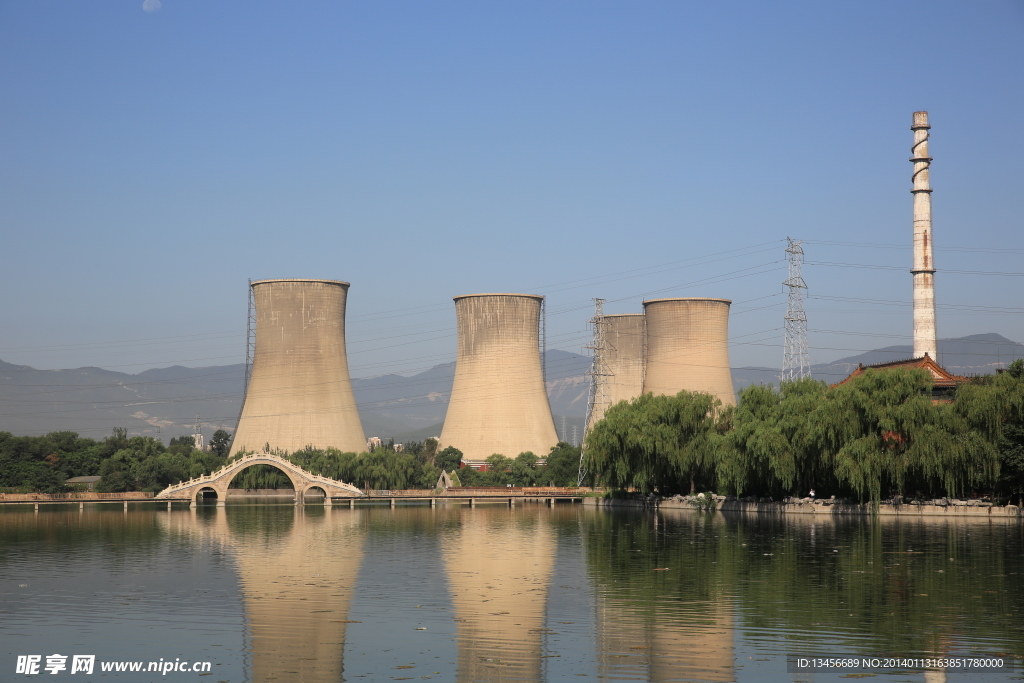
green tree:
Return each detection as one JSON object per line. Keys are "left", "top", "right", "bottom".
{"left": 209, "top": 429, "right": 232, "bottom": 457}
{"left": 814, "top": 368, "right": 999, "bottom": 502}
{"left": 722, "top": 378, "right": 827, "bottom": 497}
{"left": 964, "top": 358, "right": 1024, "bottom": 503}
{"left": 510, "top": 452, "right": 540, "bottom": 486}
{"left": 436, "top": 446, "right": 463, "bottom": 472}
{"left": 585, "top": 391, "right": 728, "bottom": 494}
{"left": 542, "top": 442, "right": 583, "bottom": 486}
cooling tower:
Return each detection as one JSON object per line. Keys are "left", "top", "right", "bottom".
{"left": 230, "top": 279, "right": 365, "bottom": 456}
{"left": 588, "top": 313, "right": 646, "bottom": 430}
{"left": 642, "top": 298, "right": 735, "bottom": 406}
{"left": 438, "top": 293, "right": 558, "bottom": 466}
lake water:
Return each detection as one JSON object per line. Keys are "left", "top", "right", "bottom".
{"left": 1, "top": 501, "right": 1022, "bottom": 682}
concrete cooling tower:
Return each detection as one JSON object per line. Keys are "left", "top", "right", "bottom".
{"left": 642, "top": 298, "right": 735, "bottom": 406}
{"left": 438, "top": 294, "right": 558, "bottom": 466}
{"left": 230, "top": 279, "right": 366, "bottom": 456}
{"left": 587, "top": 313, "right": 646, "bottom": 430}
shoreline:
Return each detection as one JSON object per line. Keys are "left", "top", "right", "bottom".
{"left": 584, "top": 496, "right": 1023, "bottom": 518}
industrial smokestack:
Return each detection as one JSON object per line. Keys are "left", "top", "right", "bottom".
{"left": 230, "top": 279, "right": 365, "bottom": 456}
{"left": 911, "top": 111, "right": 938, "bottom": 359}
{"left": 438, "top": 293, "right": 558, "bottom": 466}
{"left": 641, "top": 298, "right": 735, "bottom": 406}
{"left": 587, "top": 313, "right": 645, "bottom": 431}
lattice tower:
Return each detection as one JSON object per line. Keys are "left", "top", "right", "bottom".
{"left": 782, "top": 238, "right": 810, "bottom": 382}
{"left": 579, "top": 298, "right": 607, "bottom": 486}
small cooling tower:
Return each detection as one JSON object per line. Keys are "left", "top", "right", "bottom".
{"left": 438, "top": 293, "right": 558, "bottom": 466}
{"left": 588, "top": 313, "right": 646, "bottom": 430}
{"left": 230, "top": 279, "right": 365, "bottom": 456}
{"left": 642, "top": 298, "right": 735, "bottom": 406}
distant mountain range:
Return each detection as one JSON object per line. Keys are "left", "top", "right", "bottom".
{"left": 1, "top": 334, "right": 1020, "bottom": 444}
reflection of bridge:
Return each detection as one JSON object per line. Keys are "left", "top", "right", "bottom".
{"left": 155, "top": 453, "right": 363, "bottom": 505}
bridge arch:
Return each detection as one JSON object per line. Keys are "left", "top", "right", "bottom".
{"left": 156, "top": 453, "right": 363, "bottom": 504}
{"left": 194, "top": 486, "right": 219, "bottom": 505}
{"left": 223, "top": 460, "right": 303, "bottom": 500}
{"left": 304, "top": 485, "right": 328, "bottom": 498}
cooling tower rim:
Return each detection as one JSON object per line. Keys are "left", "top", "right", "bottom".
{"left": 642, "top": 297, "right": 732, "bottom": 306}
{"left": 453, "top": 292, "right": 545, "bottom": 301}
{"left": 251, "top": 278, "right": 351, "bottom": 287}
{"left": 600, "top": 313, "right": 645, "bottom": 318}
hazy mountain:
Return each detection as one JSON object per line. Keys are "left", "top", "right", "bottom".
{"left": 0, "top": 359, "right": 245, "bottom": 441}
{"left": 0, "top": 350, "right": 594, "bottom": 443}
{"left": 809, "top": 333, "right": 1024, "bottom": 383}
{"left": 2, "top": 333, "right": 1019, "bottom": 443}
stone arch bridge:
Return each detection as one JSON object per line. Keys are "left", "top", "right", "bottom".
{"left": 155, "top": 453, "right": 363, "bottom": 505}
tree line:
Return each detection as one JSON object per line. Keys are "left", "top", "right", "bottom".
{"left": 0, "top": 428, "right": 232, "bottom": 493}
{"left": 0, "top": 425, "right": 585, "bottom": 493}
{"left": 243, "top": 440, "right": 583, "bottom": 490}
{"left": 584, "top": 361, "right": 1024, "bottom": 504}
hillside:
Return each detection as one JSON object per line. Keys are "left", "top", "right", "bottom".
{"left": 1, "top": 333, "right": 1019, "bottom": 442}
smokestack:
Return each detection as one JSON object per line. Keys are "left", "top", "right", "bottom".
{"left": 230, "top": 279, "right": 365, "bottom": 456}
{"left": 911, "top": 111, "right": 938, "bottom": 359}
{"left": 438, "top": 293, "right": 558, "bottom": 466}
{"left": 641, "top": 298, "right": 735, "bottom": 406}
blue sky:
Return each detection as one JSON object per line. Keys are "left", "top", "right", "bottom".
{"left": 1, "top": 0, "right": 1022, "bottom": 375}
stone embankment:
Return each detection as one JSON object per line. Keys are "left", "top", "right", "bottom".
{"left": 0, "top": 491, "right": 154, "bottom": 502}
{"left": 585, "top": 494, "right": 1022, "bottom": 518}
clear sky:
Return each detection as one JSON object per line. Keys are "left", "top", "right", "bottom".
{"left": 1, "top": 0, "right": 1022, "bottom": 376}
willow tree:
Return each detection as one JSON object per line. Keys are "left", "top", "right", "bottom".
{"left": 722, "top": 377, "right": 826, "bottom": 497}
{"left": 584, "top": 390, "right": 729, "bottom": 494}
{"left": 957, "top": 358, "right": 1024, "bottom": 502}
{"left": 812, "top": 368, "right": 1000, "bottom": 502}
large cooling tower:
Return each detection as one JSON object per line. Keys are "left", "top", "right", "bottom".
{"left": 230, "top": 279, "right": 365, "bottom": 456}
{"left": 642, "top": 298, "right": 735, "bottom": 406}
{"left": 438, "top": 293, "right": 558, "bottom": 466}
{"left": 588, "top": 313, "right": 646, "bottom": 430}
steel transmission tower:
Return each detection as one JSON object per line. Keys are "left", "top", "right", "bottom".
{"left": 578, "top": 298, "right": 608, "bottom": 486}
{"left": 782, "top": 238, "right": 810, "bottom": 382}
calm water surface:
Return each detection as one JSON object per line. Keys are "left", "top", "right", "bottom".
{"left": 1, "top": 501, "right": 1022, "bottom": 682}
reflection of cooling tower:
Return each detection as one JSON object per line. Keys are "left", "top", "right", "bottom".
{"left": 230, "top": 279, "right": 365, "bottom": 456}
{"left": 232, "top": 511, "right": 365, "bottom": 683}
{"left": 442, "top": 508, "right": 555, "bottom": 682}
{"left": 588, "top": 313, "right": 646, "bottom": 430}
{"left": 642, "top": 298, "right": 735, "bottom": 406}
{"left": 439, "top": 294, "right": 558, "bottom": 464}
{"left": 595, "top": 603, "right": 735, "bottom": 682}
{"left": 160, "top": 509, "right": 365, "bottom": 682}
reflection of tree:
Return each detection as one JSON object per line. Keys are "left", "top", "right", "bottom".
{"left": 581, "top": 508, "right": 736, "bottom": 682}
{"left": 583, "top": 508, "right": 1024, "bottom": 672}
{"left": 442, "top": 507, "right": 556, "bottom": 683}
{"left": 161, "top": 507, "right": 364, "bottom": 682}
{"left": 730, "top": 515, "right": 1024, "bottom": 657}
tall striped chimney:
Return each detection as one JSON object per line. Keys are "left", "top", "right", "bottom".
{"left": 911, "top": 111, "right": 937, "bottom": 359}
